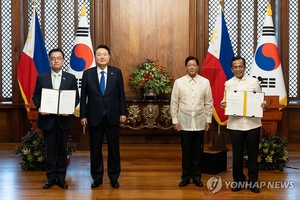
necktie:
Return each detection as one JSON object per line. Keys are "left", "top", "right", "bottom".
{"left": 54, "top": 74, "right": 60, "bottom": 89}
{"left": 100, "top": 71, "right": 105, "bottom": 94}
{"left": 100, "top": 71, "right": 106, "bottom": 115}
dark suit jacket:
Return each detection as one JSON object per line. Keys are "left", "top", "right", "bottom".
{"left": 32, "top": 71, "right": 79, "bottom": 130}
{"left": 80, "top": 66, "right": 127, "bottom": 126}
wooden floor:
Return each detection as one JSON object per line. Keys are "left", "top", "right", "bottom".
{"left": 0, "top": 142, "right": 299, "bottom": 200}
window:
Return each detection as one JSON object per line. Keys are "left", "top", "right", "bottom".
{"left": 1, "top": 0, "right": 12, "bottom": 101}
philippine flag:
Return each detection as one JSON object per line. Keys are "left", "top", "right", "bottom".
{"left": 201, "top": 5, "right": 234, "bottom": 126}
{"left": 68, "top": 4, "right": 95, "bottom": 93}
{"left": 250, "top": 3, "right": 287, "bottom": 106}
{"left": 17, "top": 9, "right": 50, "bottom": 105}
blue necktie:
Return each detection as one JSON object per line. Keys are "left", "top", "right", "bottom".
{"left": 100, "top": 71, "right": 106, "bottom": 115}
{"left": 100, "top": 71, "right": 105, "bottom": 94}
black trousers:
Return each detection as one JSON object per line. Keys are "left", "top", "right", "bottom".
{"left": 89, "top": 116, "right": 120, "bottom": 181}
{"left": 229, "top": 127, "right": 261, "bottom": 183}
{"left": 180, "top": 130, "right": 204, "bottom": 181}
{"left": 43, "top": 120, "right": 69, "bottom": 180}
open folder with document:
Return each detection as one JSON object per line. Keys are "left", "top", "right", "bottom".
{"left": 40, "top": 88, "right": 76, "bottom": 115}
{"left": 225, "top": 90, "right": 264, "bottom": 118}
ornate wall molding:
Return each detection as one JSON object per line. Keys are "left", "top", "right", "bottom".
{"left": 120, "top": 101, "right": 173, "bottom": 130}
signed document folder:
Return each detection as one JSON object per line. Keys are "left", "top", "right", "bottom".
{"left": 225, "top": 91, "right": 264, "bottom": 118}
{"left": 40, "top": 88, "right": 76, "bottom": 115}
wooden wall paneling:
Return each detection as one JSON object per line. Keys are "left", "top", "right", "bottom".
{"left": 278, "top": 0, "right": 296, "bottom": 142}
{"left": 189, "top": 0, "right": 197, "bottom": 56}
{"left": 0, "top": 104, "right": 31, "bottom": 142}
{"left": 281, "top": 107, "right": 288, "bottom": 140}
{"left": 278, "top": 0, "right": 290, "bottom": 101}
{"left": 282, "top": 106, "right": 300, "bottom": 143}
{"left": 195, "top": 0, "right": 208, "bottom": 66}
{"left": 91, "top": 0, "right": 110, "bottom": 48}
{"left": 11, "top": 108, "right": 31, "bottom": 142}
{"left": 109, "top": 0, "right": 189, "bottom": 100}
{"left": 0, "top": 110, "right": 12, "bottom": 141}
{"left": 287, "top": 108, "right": 300, "bottom": 142}
{"left": 12, "top": 0, "right": 24, "bottom": 104}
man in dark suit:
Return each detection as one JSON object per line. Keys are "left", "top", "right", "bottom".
{"left": 80, "top": 44, "right": 127, "bottom": 189}
{"left": 32, "top": 48, "right": 79, "bottom": 189}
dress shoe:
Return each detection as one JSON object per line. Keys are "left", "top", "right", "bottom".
{"left": 192, "top": 179, "right": 203, "bottom": 187}
{"left": 231, "top": 186, "right": 243, "bottom": 192}
{"left": 179, "top": 180, "right": 190, "bottom": 187}
{"left": 110, "top": 180, "right": 120, "bottom": 188}
{"left": 231, "top": 181, "right": 244, "bottom": 192}
{"left": 249, "top": 186, "right": 260, "bottom": 193}
{"left": 91, "top": 179, "right": 103, "bottom": 188}
{"left": 43, "top": 179, "right": 56, "bottom": 189}
{"left": 57, "top": 179, "right": 68, "bottom": 189}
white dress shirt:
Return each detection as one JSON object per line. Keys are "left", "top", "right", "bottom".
{"left": 97, "top": 66, "right": 107, "bottom": 86}
{"left": 51, "top": 70, "right": 62, "bottom": 89}
{"left": 170, "top": 74, "right": 213, "bottom": 131}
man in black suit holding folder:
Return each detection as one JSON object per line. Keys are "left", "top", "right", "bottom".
{"left": 220, "top": 55, "right": 268, "bottom": 193}
{"left": 80, "top": 44, "right": 127, "bottom": 189}
{"left": 32, "top": 48, "right": 79, "bottom": 189}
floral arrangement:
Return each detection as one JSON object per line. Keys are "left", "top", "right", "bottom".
{"left": 244, "top": 129, "right": 288, "bottom": 171}
{"left": 128, "top": 58, "right": 174, "bottom": 95}
{"left": 14, "top": 129, "right": 76, "bottom": 171}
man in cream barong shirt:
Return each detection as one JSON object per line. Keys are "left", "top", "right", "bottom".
{"left": 220, "top": 55, "right": 268, "bottom": 194}
{"left": 170, "top": 56, "right": 213, "bottom": 188}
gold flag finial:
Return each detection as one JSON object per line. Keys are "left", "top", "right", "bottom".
{"left": 80, "top": 4, "right": 86, "bottom": 16}
{"left": 218, "top": 0, "right": 224, "bottom": 12}
{"left": 267, "top": 3, "right": 272, "bottom": 16}
{"left": 32, "top": 0, "right": 37, "bottom": 8}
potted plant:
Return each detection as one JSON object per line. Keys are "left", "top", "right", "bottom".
{"left": 14, "top": 129, "right": 76, "bottom": 170}
{"left": 128, "top": 58, "right": 174, "bottom": 98}
{"left": 244, "top": 129, "right": 288, "bottom": 171}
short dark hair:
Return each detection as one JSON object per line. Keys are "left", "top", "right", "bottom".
{"left": 185, "top": 56, "right": 199, "bottom": 66}
{"left": 94, "top": 44, "right": 110, "bottom": 55}
{"left": 231, "top": 55, "right": 246, "bottom": 67}
{"left": 48, "top": 48, "right": 65, "bottom": 58}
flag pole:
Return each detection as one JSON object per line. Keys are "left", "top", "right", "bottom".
{"left": 205, "top": 1, "right": 229, "bottom": 151}
{"left": 73, "top": 3, "right": 94, "bottom": 150}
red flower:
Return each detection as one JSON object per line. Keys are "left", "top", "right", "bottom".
{"left": 143, "top": 73, "right": 152, "bottom": 80}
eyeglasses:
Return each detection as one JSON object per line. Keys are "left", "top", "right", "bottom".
{"left": 50, "top": 57, "right": 64, "bottom": 61}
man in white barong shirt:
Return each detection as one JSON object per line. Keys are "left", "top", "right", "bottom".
{"left": 170, "top": 56, "right": 213, "bottom": 188}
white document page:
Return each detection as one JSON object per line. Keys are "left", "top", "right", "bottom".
{"left": 58, "top": 90, "right": 76, "bottom": 115}
{"left": 40, "top": 88, "right": 59, "bottom": 114}
{"left": 225, "top": 91, "right": 244, "bottom": 116}
{"left": 245, "top": 92, "right": 264, "bottom": 118}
